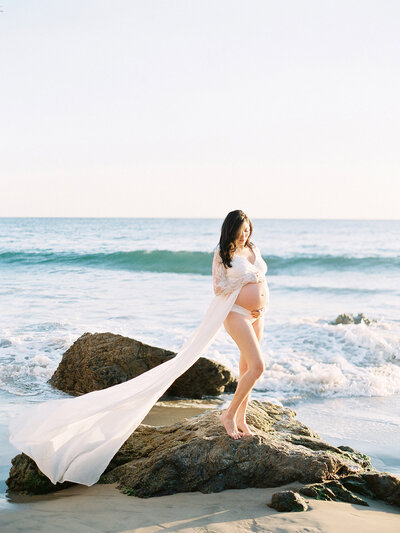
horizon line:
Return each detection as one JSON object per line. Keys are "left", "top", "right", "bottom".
{"left": 1, "top": 216, "right": 399, "bottom": 221}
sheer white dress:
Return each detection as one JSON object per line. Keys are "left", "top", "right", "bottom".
{"left": 8, "top": 244, "right": 268, "bottom": 487}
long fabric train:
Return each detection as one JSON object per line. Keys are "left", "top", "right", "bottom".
{"left": 8, "top": 288, "right": 241, "bottom": 487}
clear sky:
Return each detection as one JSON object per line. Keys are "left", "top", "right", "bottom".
{"left": 1, "top": 0, "right": 399, "bottom": 218}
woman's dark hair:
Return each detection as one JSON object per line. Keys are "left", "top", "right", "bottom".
{"left": 218, "top": 210, "right": 254, "bottom": 268}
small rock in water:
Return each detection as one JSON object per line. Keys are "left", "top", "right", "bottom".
{"left": 333, "top": 313, "right": 354, "bottom": 325}
{"left": 332, "top": 312, "right": 372, "bottom": 325}
{"left": 354, "top": 313, "right": 371, "bottom": 325}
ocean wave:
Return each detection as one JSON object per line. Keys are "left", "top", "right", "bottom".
{"left": 253, "top": 315, "right": 400, "bottom": 400}
{"left": 0, "top": 250, "right": 209, "bottom": 274}
{"left": 275, "top": 285, "right": 399, "bottom": 296}
{"left": 267, "top": 253, "right": 400, "bottom": 273}
{"left": 1, "top": 249, "right": 399, "bottom": 275}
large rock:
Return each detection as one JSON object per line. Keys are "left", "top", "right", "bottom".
{"left": 8, "top": 400, "right": 391, "bottom": 502}
{"left": 48, "top": 332, "right": 237, "bottom": 398}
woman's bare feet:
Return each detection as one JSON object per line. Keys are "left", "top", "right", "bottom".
{"left": 235, "top": 419, "right": 255, "bottom": 436}
{"left": 219, "top": 410, "right": 242, "bottom": 439}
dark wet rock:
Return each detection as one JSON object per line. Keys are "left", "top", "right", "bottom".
{"left": 48, "top": 332, "right": 237, "bottom": 398}
{"left": 332, "top": 313, "right": 372, "bottom": 325}
{"left": 276, "top": 472, "right": 400, "bottom": 509}
{"left": 268, "top": 490, "right": 308, "bottom": 512}
{"left": 8, "top": 400, "right": 386, "bottom": 500}
{"left": 360, "top": 472, "right": 400, "bottom": 506}
{"left": 299, "top": 480, "right": 369, "bottom": 506}
{"left": 6, "top": 453, "right": 74, "bottom": 495}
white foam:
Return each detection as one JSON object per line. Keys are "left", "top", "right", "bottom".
{"left": 211, "top": 314, "right": 400, "bottom": 401}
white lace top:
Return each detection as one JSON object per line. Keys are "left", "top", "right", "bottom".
{"left": 212, "top": 243, "right": 268, "bottom": 297}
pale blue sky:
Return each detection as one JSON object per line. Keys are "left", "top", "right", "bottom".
{"left": 1, "top": 1, "right": 399, "bottom": 218}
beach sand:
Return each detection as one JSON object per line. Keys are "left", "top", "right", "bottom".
{"left": 1, "top": 481, "right": 399, "bottom": 533}
{"left": 2, "top": 401, "right": 399, "bottom": 533}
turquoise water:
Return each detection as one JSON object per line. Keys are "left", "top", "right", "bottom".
{"left": 1, "top": 217, "right": 399, "bottom": 489}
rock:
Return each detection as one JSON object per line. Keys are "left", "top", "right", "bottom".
{"left": 285, "top": 473, "right": 400, "bottom": 509}
{"left": 332, "top": 313, "right": 372, "bottom": 325}
{"left": 353, "top": 313, "right": 371, "bottom": 325}
{"left": 299, "top": 480, "right": 369, "bottom": 506}
{"left": 340, "top": 473, "right": 376, "bottom": 499}
{"left": 360, "top": 472, "right": 400, "bottom": 506}
{"left": 333, "top": 313, "right": 355, "bottom": 325}
{"left": 48, "top": 332, "right": 237, "bottom": 398}
{"left": 6, "top": 453, "right": 74, "bottom": 495}
{"left": 268, "top": 490, "right": 308, "bottom": 512}
{"left": 7, "top": 400, "right": 381, "bottom": 499}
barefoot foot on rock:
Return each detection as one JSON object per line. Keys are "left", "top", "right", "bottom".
{"left": 219, "top": 410, "right": 242, "bottom": 439}
{"left": 236, "top": 420, "right": 255, "bottom": 436}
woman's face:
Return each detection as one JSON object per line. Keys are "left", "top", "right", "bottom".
{"left": 235, "top": 221, "right": 250, "bottom": 246}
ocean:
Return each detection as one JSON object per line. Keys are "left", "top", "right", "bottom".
{"left": 1, "top": 217, "right": 399, "bottom": 498}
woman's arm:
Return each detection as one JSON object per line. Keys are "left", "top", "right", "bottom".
{"left": 212, "top": 247, "right": 262, "bottom": 297}
{"left": 212, "top": 248, "right": 228, "bottom": 296}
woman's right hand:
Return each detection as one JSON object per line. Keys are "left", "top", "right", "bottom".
{"left": 251, "top": 307, "right": 264, "bottom": 319}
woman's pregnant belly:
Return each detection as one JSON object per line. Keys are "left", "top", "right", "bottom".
{"left": 234, "top": 280, "right": 269, "bottom": 311}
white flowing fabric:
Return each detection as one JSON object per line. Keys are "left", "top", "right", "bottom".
{"left": 8, "top": 244, "right": 268, "bottom": 487}
{"left": 8, "top": 289, "right": 241, "bottom": 486}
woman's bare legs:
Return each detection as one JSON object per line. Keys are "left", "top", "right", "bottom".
{"left": 219, "top": 312, "right": 265, "bottom": 439}
{"left": 235, "top": 315, "right": 264, "bottom": 435}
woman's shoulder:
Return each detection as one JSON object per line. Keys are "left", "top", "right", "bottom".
{"left": 251, "top": 243, "right": 262, "bottom": 258}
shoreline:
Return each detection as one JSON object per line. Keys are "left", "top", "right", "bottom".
{"left": 2, "top": 481, "right": 399, "bottom": 533}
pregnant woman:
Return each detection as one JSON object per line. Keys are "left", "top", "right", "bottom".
{"left": 212, "top": 210, "right": 269, "bottom": 439}
{"left": 9, "top": 209, "right": 269, "bottom": 487}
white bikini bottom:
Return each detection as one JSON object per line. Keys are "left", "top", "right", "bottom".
{"left": 230, "top": 303, "right": 266, "bottom": 324}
